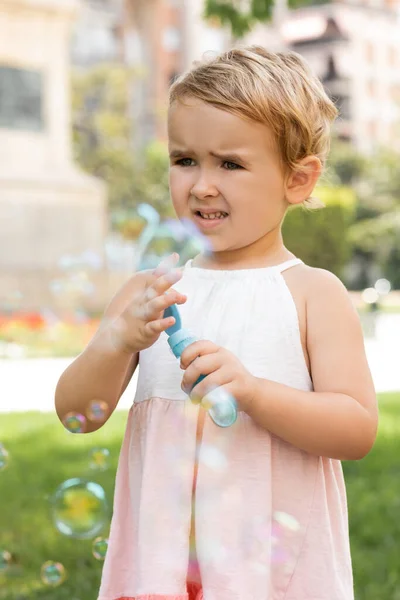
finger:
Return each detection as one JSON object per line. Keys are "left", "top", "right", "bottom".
{"left": 180, "top": 341, "right": 219, "bottom": 369}
{"left": 147, "top": 289, "right": 187, "bottom": 319}
{"left": 152, "top": 252, "right": 180, "bottom": 278}
{"left": 144, "top": 316, "right": 176, "bottom": 336}
{"left": 145, "top": 268, "right": 183, "bottom": 303}
{"left": 155, "top": 268, "right": 184, "bottom": 295}
{"left": 181, "top": 353, "right": 221, "bottom": 394}
{"left": 131, "top": 287, "right": 186, "bottom": 322}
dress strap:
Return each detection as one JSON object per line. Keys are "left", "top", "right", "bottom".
{"left": 275, "top": 258, "right": 304, "bottom": 273}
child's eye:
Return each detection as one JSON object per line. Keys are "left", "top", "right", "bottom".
{"left": 175, "top": 158, "right": 195, "bottom": 167}
{"left": 174, "top": 158, "right": 242, "bottom": 170}
{"left": 223, "top": 161, "right": 242, "bottom": 170}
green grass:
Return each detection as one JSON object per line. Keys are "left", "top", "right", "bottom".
{"left": 0, "top": 394, "right": 398, "bottom": 599}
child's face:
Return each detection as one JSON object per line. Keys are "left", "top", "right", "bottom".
{"left": 168, "top": 98, "right": 289, "bottom": 257}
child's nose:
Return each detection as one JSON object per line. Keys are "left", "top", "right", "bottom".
{"left": 190, "top": 173, "right": 219, "bottom": 199}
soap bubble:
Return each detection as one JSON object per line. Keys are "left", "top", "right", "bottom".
{"left": 134, "top": 204, "right": 211, "bottom": 272}
{"left": 89, "top": 448, "right": 110, "bottom": 471}
{"left": 198, "top": 443, "right": 228, "bottom": 472}
{"left": 0, "top": 550, "right": 12, "bottom": 571}
{"left": 58, "top": 250, "right": 102, "bottom": 272}
{"left": 273, "top": 511, "right": 301, "bottom": 533}
{"left": 1, "top": 290, "right": 23, "bottom": 312}
{"left": 0, "top": 444, "right": 9, "bottom": 471}
{"left": 202, "top": 387, "right": 238, "bottom": 428}
{"left": 86, "top": 400, "right": 109, "bottom": 423}
{"left": 92, "top": 536, "right": 109, "bottom": 560}
{"left": 374, "top": 278, "right": 391, "bottom": 296}
{"left": 50, "top": 478, "right": 109, "bottom": 539}
{"left": 272, "top": 511, "right": 302, "bottom": 571}
{"left": 62, "top": 412, "right": 87, "bottom": 434}
{"left": 40, "top": 561, "right": 66, "bottom": 586}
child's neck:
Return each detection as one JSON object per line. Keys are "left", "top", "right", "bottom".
{"left": 192, "top": 248, "right": 295, "bottom": 271}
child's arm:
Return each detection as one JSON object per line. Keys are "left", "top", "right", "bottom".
{"left": 246, "top": 269, "right": 378, "bottom": 460}
{"left": 54, "top": 272, "right": 147, "bottom": 433}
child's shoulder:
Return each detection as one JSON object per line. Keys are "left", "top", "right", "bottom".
{"left": 285, "top": 262, "right": 349, "bottom": 301}
{"left": 299, "top": 265, "right": 351, "bottom": 306}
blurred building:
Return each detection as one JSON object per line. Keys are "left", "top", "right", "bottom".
{"left": 72, "top": 0, "right": 400, "bottom": 155}
{"left": 247, "top": 0, "right": 400, "bottom": 154}
{"left": 72, "top": 0, "right": 229, "bottom": 149}
{"left": 0, "top": 0, "right": 108, "bottom": 312}
{"left": 71, "top": 0, "right": 124, "bottom": 65}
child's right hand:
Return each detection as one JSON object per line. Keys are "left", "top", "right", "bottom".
{"left": 113, "top": 253, "right": 187, "bottom": 354}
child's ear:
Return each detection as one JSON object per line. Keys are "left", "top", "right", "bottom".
{"left": 285, "top": 156, "right": 322, "bottom": 207}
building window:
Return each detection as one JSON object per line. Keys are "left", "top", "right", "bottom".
{"left": 0, "top": 66, "right": 44, "bottom": 132}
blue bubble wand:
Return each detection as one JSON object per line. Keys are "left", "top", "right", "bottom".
{"left": 163, "top": 303, "right": 237, "bottom": 427}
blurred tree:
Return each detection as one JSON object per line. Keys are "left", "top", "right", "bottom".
{"left": 204, "top": 0, "right": 331, "bottom": 37}
{"left": 327, "top": 138, "right": 400, "bottom": 287}
{"left": 282, "top": 185, "right": 357, "bottom": 280}
{"left": 71, "top": 64, "right": 173, "bottom": 226}
{"left": 326, "top": 137, "right": 368, "bottom": 187}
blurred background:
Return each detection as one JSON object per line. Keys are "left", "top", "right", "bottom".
{"left": 0, "top": 0, "right": 400, "bottom": 598}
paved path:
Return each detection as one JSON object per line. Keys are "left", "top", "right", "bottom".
{"left": 0, "top": 358, "right": 138, "bottom": 413}
{"left": 0, "top": 332, "right": 398, "bottom": 413}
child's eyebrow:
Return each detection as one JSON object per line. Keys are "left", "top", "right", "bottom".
{"left": 169, "top": 149, "right": 251, "bottom": 166}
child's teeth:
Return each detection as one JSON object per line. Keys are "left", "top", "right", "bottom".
{"left": 200, "top": 212, "right": 226, "bottom": 219}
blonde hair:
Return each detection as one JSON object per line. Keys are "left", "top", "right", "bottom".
{"left": 169, "top": 46, "right": 338, "bottom": 210}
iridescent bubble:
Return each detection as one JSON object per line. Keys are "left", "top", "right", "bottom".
{"left": 62, "top": 412, "right": 87, "bottom": 434}
{"left": 2, "top": 290, "right": 23, "bottom": 312}
{"left": 273, "top": 511, "right": 300, "bottom": 533}
{"left": 201, "top": 387, "right": 238, "bottom": 428}
{"left": 86, "top": 400, "right": 109, "bottom": 423}
{"left": 50, "top": 478, "right": 108, "bottom": 539}
{"left": 0, "top": 444, "right": 9, "bottom": 471}
{"left": 89, "top": 448, "right": 110, "bottom": 472}
{"left": 134, "top": 204, "right": 211, "bottom": 272}
{"left": 0, "top": 550, "right": 12, "bottom": 571}
{"left": 58, "top": 254, "right": 76, "bottom": 271}
{"left": 69, "top": 271, "right": 95, "bottom": 296}
{"left": 271, "top": 511, "right": 302, "bottom": 571}
{"left": 92, "top": 536, "right": 109, "bottom": 560}
{"left": 40, "top": 561, "right": 66, "bottom": 586}
{"left": 49, "top": 279, "right": 65, "bottom": 296}
{"left": 198, "top": 443, "right": 228, "bottom": 472}
{"left": 81, "top": 249, "right": 103, "bottom": 271}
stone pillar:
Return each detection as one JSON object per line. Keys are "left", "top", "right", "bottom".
{"left": 0, "top": 0, "right": 109, "bottom": 311}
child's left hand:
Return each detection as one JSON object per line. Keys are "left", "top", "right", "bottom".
{"left": 180, "top": 340, "right": 257, "bottom": 413}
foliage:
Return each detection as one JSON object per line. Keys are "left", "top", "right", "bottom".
{"left": 327, "top": 140, "right": 400, "bottom": 288}
{"left": 0, "top": 391, "right": 399, "bottom": 599}
{"left": 72, "top": 64, "right": 136, "bottom": 209}
{"left": 326, "top": 137, "right": 368, "bottom": 187}
{"left": 71, "top": 64, "right": 172, "bottom": 220}
{"left": 282, "top": 185, "right": 357, "bottom": 278}
{"left": 204, "top": 0, "right": 331, "bottom": 38}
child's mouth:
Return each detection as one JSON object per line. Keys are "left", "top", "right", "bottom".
{"left": 195, "top": 211, "right": 229, "bottom": 220}
{"left": 193, "top": 211, "right": 229, "bottom": 229}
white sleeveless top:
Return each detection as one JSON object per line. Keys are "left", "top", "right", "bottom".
{"left": 98, "top": 257, "right": 354, "bottom": 600}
